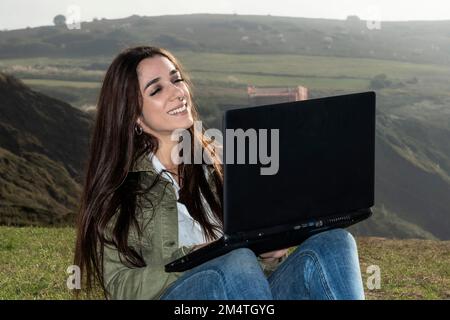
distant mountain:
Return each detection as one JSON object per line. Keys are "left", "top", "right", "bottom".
{"left": 1, "top": 14, "right": 450, "bottom": 65}
{"left": 0, "top": 73, "right": 91, "bottom": 225}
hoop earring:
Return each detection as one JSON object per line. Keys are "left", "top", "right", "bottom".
{"left": 135, "top": 125, "right": 143, "bottom": 135}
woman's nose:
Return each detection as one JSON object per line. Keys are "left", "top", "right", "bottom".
{"left": 169, "top": 83, "right": 185, "bottom": 101}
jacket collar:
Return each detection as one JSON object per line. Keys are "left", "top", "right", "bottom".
{"left": 130, "top": 152, "right": 216, "bottom": 176}
{"left": 130, "top": 153, "right": 157, "bottom": 173}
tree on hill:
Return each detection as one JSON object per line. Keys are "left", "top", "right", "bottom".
{"left": 370, "top": 74, "right": 392, "bottom": 89}
{"left": 346, "top": 15, "right": 361, "bottom": 22}
{"left": 53, "top": 14, "right": 66, "bottom": 27}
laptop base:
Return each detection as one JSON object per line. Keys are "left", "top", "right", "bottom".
{"left": 165, "top": 208, "right": 372, "bottom": 272}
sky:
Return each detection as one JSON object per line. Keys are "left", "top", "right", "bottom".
{"left": 0, "top": 0, "right": 449, "bottom": 30}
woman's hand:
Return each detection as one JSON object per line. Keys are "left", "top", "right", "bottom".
{"left": 192, "top": 241, "right": 213, "bottom": 251}
{"left": 258, "top": 248, "right": 289, "bottom": 263}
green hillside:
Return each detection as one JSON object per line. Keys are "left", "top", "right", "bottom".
{"left": 0, "top": 148, "right": 80, "bottom": 226}
{"left": 0, "top": 74, "right": 90, "bottom": 226}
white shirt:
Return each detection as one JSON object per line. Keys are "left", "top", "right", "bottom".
{"left": 149, "top": 154, "right": 222, "bottom": 247}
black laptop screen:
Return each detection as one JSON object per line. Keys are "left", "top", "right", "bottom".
{"left": 223, "top": 92, "right": 375, "bottom": 234}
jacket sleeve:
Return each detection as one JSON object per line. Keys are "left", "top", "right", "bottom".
{"left": 103, "top": 241, "right": 197, "bottom": 300}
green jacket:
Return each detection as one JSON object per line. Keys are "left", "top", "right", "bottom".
{"left": 103, "top": 155, "right": 283, "bottom": 300}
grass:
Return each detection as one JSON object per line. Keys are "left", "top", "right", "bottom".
{"left": 0, "top": 226, "right": 449, "bottom": 300}
{"left": 358, "top": 237, "right": 450, "bottom": 299}
{"left": 0, "top": 226, "right": 101, "bottom": 299}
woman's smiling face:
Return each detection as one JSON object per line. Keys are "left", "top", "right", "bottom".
{"left": 136, "top": 55, "right": 194, "bottom": 139}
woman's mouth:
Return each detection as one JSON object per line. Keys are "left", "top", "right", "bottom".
{"left": 167, "top": 103, "right": 188, "bottom": 116}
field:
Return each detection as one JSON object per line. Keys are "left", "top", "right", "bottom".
{"left": 2, "top": 51, "right": 450, "bottom": 110}
{"left": 0, "top": 226, "right": 449, "bottom": 300}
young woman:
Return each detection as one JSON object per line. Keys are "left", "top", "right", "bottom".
{"left": 74, "top": 46, "right": 365, "bottom": 300}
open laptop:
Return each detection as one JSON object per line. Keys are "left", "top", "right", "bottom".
{"left": 165, "top": 91, "right": 375, "bottom": 272}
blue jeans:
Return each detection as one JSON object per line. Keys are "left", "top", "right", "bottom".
{"left": 160, "top": 228, "right": 365, "bottom": 300}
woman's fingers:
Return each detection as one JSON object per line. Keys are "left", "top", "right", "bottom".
{"left": 259, "top": 248, "right": 288, "bottom": 259}
{"left": 192, "top": 241, "right": 212, "bottom": 251}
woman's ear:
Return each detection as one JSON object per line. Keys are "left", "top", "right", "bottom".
{"left": 136, "top": 116, "right": 148, "bottom": 130}
{"left": 135, "top": 117, "right": 144, "bottom": 136}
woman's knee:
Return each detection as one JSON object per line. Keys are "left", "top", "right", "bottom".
{"left": 194, "top": 247, "right": 260, "bottom": 279}
{"left": 297, "top": 228, "right": 357, "bottom": 257}
{"left": 198, "top": 248, "right": 271, "bottom": 299}
{"left": 315, "top": 228, "right": 355, "bottom": 245}
{"left": 220, "top": 248, "right": 260, "bottom": 274}
{"left": 227, "top": 247, "right": 258, "bottom": 260}
{"left": 162, "top": 269, "right": 229, "bottom": 299}
{"left": 205, "top": 248, "right": 269, "bottom": 286}
{"left": 323, "top": 228, "right": 356, "bottom": 247}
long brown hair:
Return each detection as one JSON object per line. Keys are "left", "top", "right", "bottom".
{"left": 74, "top": 46, "right": 223, "bottom": 298}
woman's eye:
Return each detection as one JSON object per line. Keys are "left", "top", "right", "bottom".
{"left": 149, "top": 79, "right": 183, "bottom": 96}
{"left": 150, "top": 88, "right": 160, "bottom": 96}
